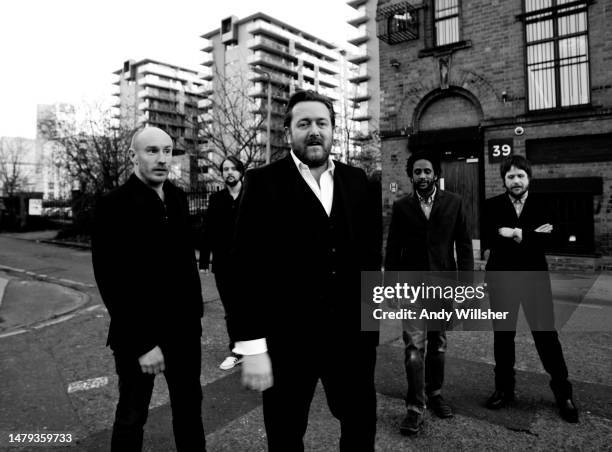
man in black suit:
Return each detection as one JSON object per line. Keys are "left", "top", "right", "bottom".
{"left": 92, "top": 127, "right": 206, "bottom": 451}
{"left": 199, "top": 156, "right": 244, "bottom": 371}
{"left": 385, "top": 150, "right": 473, "bottom": 435}
{"left": 482, "top": 154, "right": 578, "bottom": 423}
{"left": 229, "top": 90, "right": 380, "bottom": 451}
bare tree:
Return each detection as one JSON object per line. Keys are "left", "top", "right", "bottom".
{"left": 38, "top": 102, "right": 136, "bottom": 195}
{"left": 0, "top": 138, "right": 30, "bottom": 196}
{"left": 197, "top": 69, "right": 269, "bottom": 182}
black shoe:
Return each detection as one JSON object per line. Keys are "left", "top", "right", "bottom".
{"left": 486, "top": 389, "right": 515, "bottom": 409}
{"left": 428, "top": 394, "right": 453, "bottom": 418}
{"left": 557, "top": 398, "right": 579, "bottom": 423}
{"left": 400, "top": 410, "right": 424, "bottom": 436}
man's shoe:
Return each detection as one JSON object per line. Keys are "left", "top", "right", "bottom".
{"left": 219, "top": 355, "right": 243, "bottom": 371}
{"left": 557, "top": 398, "right": 579, "bottom": 423}
{"left": 485, "top": 389, "right": 515, "bottom": 409}
{"left": 428, "top": 395, "right": 453, "bottom": 418}
{"left": 399, "top": 410, "right": 424, "bottom": 436}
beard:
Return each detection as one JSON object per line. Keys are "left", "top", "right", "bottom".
{"left": 293, "top": 138, "right": 331, "bottom": 168}
{"left": 225, "top": 176, "right": 240, "bottom": 187}
{"left": 507, "top": 183, "right": 528, "bottom": 199}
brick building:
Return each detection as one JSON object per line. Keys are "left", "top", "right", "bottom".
{"left": 377, "top": 0, "right": 612, "bottom": 267}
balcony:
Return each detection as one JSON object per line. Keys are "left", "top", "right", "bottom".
{"left": 318, "top": 72, "right": 339, "bottom": 88}
{"left": 201, "top": 56, "right": 214, "bottom": 67}
{"left": 348, "top": 14, "right": 368, "bottom": 28}
{"left": 348, "top": 34, "right": 369, "bottom": 47}
{"left": 248, "top": 83, "right": 290, "bottom": 102}
{"left": 348, "top": 53, "right": 370, "bottom": 65}
{"left": 347, "top": 0, "right": 367, "bottom": 9}
{"left": 247, "top": 19, "right": 339, "bottom": 61}
{"left": 297, "top": 52, "right": 338, "bottom": 75}
{"left": 137, "top": 63, "right": 203, "bottom": 85}
{"left": 251, "top": 98, "right": 286, "bottom": 116}
{"left": 201, "top": 39, "right": 213, "bottom": 53}
{"left": 350, "top": 89, "right": 371, "bottom": 102}
{"left": 349, "top": 67, "right": 370, "bottom": 84}
{"left": 248, "top": 70, "right": 295, "bottom": 87}
{"left": 198, "top": 98, "right": 212, "bottom": 109}
{"left": 248, "top": 51, "right": 296, "bottom": 74}
{"left": 138, "top": 88, "right": 178, "bottom": 103}
{"left": 247, "top": 36, "right": 291, "bottom": 58}
{"left": 140, "top": 75, "right": 184, "bottom": 91}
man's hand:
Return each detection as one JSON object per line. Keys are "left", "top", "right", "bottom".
{"left": 138, "top": 346, "right": 165, "bottom": 375}
{"left": 512, "top": 228, "right": 523, "bottom": 243}
{"left": 498, "top": 227, "right": 515, "bottom": 238}
{"left": 241, "top": 352, "right": 273, "bottom": 392}
{"left": 535, "top": 223, "right": 553, "bottom": 233}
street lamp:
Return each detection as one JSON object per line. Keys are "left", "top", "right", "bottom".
{"left": 252, "top": 67, "right": 272, "bottom": 164}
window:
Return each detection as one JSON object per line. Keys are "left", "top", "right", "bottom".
{"left": 376, "top": 2, "right": 418, "bottom": 44}
{"left": 524, "top": 0, "right": 590, "bottom": 110}
{"left": 434, "top": 0, "right": 460, "bottom": 46}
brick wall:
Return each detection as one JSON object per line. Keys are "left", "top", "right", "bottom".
{"left": 379, "top": 0, "right": 612, "bottom": 258}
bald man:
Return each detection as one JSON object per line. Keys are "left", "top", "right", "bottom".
{"left": 92, "top": 127, "right": 206, "bottom": 451}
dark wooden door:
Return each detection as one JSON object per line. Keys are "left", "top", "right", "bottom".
{"left": 440, "top": 159, "right": 481, "bottom": 239}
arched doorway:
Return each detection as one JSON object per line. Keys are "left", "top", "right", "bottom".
{"left": 410, "top": 89, "right": 484, "bottom": 242}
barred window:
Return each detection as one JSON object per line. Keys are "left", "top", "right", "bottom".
{"left": 434, "top": 0, "right": 460, "bottom": 46}
{"left": 376, "top": 2, "right": 418, "bottom": 45}
{"left": 525, "top": 0, "right": 590, "bottom": 110}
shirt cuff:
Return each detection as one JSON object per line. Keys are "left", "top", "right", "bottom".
{"left": 233, "top": 338, "right": 268, "bottom": 356}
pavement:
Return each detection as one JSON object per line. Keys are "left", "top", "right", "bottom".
{"left": 0, "top": 230, "right": 611, "bottom": 451}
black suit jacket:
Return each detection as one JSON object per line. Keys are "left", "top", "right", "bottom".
{"left": 482, "top": 193, "right": 552, "bottom": 271}
{"left": 229, "top": 156, "right": 381, "bottom": 346}
{"left": 199, "top": 188, "right": 241, "bottom": 272}
{"left": 385, "top": 190, "right": 474, "bottom": 272}
{"left": 92, "top": 175, "right": 203, "bottom": 357}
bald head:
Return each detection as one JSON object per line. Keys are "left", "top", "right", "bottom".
{"left": 130, "top": 127, "right": 173, "bottom": 189}
{"left": 130, "top": 127, "right": 172, "bottom": 152}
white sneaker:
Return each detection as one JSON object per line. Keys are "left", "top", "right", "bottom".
{"left": 219, "top": 355, "right": 243, "bottom": 370}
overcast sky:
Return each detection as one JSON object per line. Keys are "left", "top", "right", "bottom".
{"left": 0, "top": 0, "right": 357, "bottom": 139}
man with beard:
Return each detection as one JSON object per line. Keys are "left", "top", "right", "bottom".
{"left": 385, "top": 150, "right": 473, "bottom": 435}
{"left": 199, "top": 155, "right": 245, "bottom": 370}
{"left": 482, "top": 155, "right": 578, "bottom": 423}
{"left": 229, "top": 90, "right": 380, "bottom": 451}
{"left": 92, "top": 127, "right": 206, "bottom": 451}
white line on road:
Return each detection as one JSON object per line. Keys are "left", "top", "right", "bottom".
{"left": 0, "top": 329, "right": 28, "bottom": 339}
{"left": 67, "top": 376, "right": 109, "bottom": 393}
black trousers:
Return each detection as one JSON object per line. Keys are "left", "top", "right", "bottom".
{"left": 262, "top": 339, "right": 377, "bottom": 452}
{"left": 489, "top": 273, "right": 572, "bottom": 399}
{"left": 214, "top": 271, "right": 236, "bottom": 352}
{"left": 110, "top": 337, "right": 206, "bottom": 452}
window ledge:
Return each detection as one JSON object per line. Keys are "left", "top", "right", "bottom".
{"left": 520, "top": 104, "right": 602, "bottom": 121}
{"left": 418, "top": 40, "right": 471, "bottom": 57}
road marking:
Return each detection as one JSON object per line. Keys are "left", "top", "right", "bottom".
{"left": 0, "top": 329, "right": 28, "bottom": 339}
{"left": 0, "top": 277, "right": 9, "bottom": 308}
{"left": 67, "top": 376, "right": 109, "bottom": 393}
{"left": 33, "top": 314, "right": 77, "bottom": 329}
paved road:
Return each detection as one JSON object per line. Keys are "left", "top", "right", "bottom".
{"left": 0, "top": 235, "right": 611, "bottom": 451}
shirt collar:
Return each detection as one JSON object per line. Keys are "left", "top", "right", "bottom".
{"left": 416, "top": 185, "right": 437, "bottom": 204}
{"left": 290, "top": 150, "right": 335, "bottom": 175}
{"left": 509, "top": 191, "right": 528, "bottom": 204}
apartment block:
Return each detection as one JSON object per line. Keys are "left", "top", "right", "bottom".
{"left": 200, "top": 12, "right": 356, "bottom": 168}
{"left": 347, "top": 0, "right": 381, "bottom": 142}
{"left": 113, "top": 59, "right": 208, "bottom": 186}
